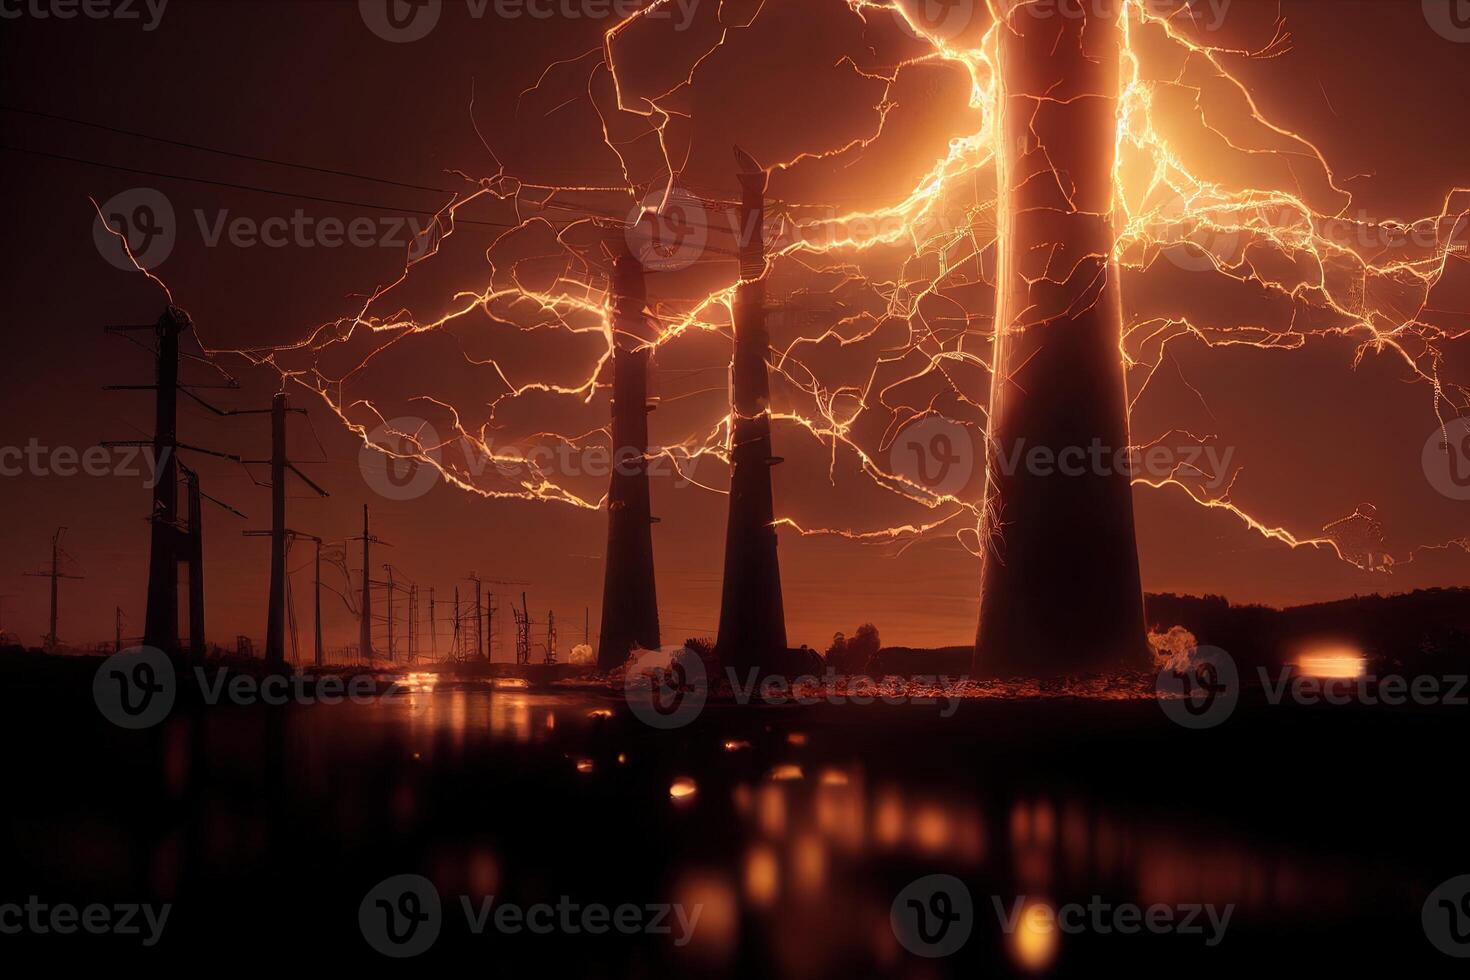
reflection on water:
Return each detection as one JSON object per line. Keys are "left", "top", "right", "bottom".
{"left": 1295, "top": 644, "right": 1368, "bottom": 679}
{"left": 13, "top": 682, "right": 1451, "bottom": 973}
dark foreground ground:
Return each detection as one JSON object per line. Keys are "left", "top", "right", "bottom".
{"left": 1, "top": 654, "right": 1467, "bottom": 975}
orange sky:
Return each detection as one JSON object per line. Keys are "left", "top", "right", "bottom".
{"left": 0, "top": 0, "right": 1466, "bottom": 654}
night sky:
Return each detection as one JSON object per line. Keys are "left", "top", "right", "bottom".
{"left": 0, "top": 0, "right": 1466, "bottom": 654}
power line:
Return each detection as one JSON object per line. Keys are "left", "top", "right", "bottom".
{"left": 0, "top": 103, "right": 455, "bottom": 195}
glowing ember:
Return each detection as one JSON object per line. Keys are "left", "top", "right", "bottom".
{"left": 769, "top": 764, "right": 804, "bottom": 782}
{"left": 575, "top": 758, "right": 594, "bottom": 774}
{"left": 669, "top": 776, "right": 698, "bottom": 801}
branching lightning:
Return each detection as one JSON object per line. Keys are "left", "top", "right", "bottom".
{"left": 158, "top": 0, "right": 1465, "bottom": 575}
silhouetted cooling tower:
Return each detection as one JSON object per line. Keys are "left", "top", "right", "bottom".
{"left": 597, "top": 255, "right": 661, "bottom": 669}
{"left": 975, "top": 3, "right": 1149, "bottom": 677}
{"left": 717, "top": 148, "right": 788, "bottom": 671}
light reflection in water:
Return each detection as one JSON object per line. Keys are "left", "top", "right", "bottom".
{"left": 1296, "top": 644, "right": 1367, "bottom": 679}
{"left": 1010, "top": 899, "right": 1060, "bottom": 972}
{"left": 281, "top": 688, "right": 1393, "bottom": 974}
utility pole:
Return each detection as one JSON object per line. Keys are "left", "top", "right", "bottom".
{"left": 384, "top": 564, "right": 396, "bottom": 662}
{"left": 115, "top": 606, "right": 123, "bottom": 653}
{"left": 241, "top": 393, "right": 329, "bottom": 670}
{"left": 104, "top": 307, "right": 241, "bottom": 656}
{"left": 477, "top": 579, "right": 527, "bottom": 663}
{"left": 23, "top": 528, "right": 83, "bottom": 651}
{"left": 314, "top": 537, "right": 323, "bottom": 667}
{"left": 349, "top": 506, "right": 389, "bottom": 660}
{"left": 519, "top": 592, "right": 531, "bottom": 666}
{"left": 408, "top": 585, "right": 418, "bottom": 665}
{"left": 546, "top": 610, "right": 557, "bottom": 665}
{"left": 471, "top": 574, "right": 484, "bottom": 660}
{"left": 428, "top": 587, "right": 437, "bottom": 659}
{"left": 452, "top": 585, "right": 461, "bottom": 661}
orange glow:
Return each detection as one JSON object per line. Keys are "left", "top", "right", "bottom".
{"left": 791, "top": 834, "right": 826, "bottom": 894}
{"left": 818, "top": 768, "right": 849, "bottom": 786}
{"left": 1009, "top": 900, "right": 1060, "bottom": 973}
{"left": 670, "top": 776, "right": 698, "bottom": 801}
{"left": 744, "top": 844, "right": 780, "bottom": 908}
{"left": 674, "top": 873, "right": 737, "bottom": 959}
{"left": 575, "top": 758, "right": 595, "bottom": 773}
{"left": 723, "top": 739, "right": 752, "bottom": 752}
{"left": 786, "top": 733, "right": 808, "bottom": 747}
{"left": 910, "top": 804, "right": 951, "bottom": 854}
{"left": 769, "top": 764, "right": 804, "bottom": 782}
{"left": 468, "top": 850, "right": 499, "bottom": 895}
{"left": 1296, "top": 645, "right": 1367, "bottom": 679}
{"left": 873, "top": 789, "right": 904, "bottom": 847}
{"left": 757, "top": 784, "right": 787, "bottom": 838}
{"left": 587, "top": 708, "right": 614, "bottom": 719}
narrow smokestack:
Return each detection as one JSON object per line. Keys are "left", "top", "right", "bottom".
{"left": 597, "top": 254, "right": 661, "bottom": 669}
{"left": 184, "top": 467, "right": 205, "bottom": 662}
{"left": 975, "top": 2, "right": 1149, "bottom": 677}
{"left": 143, "top": 308, "right": 184, "bottom": 653}
{"left": 265, "top": 392, "right": 288, "bottom": 668}
{"left": 717, "top": 146, "right": 788, "bottom": 672}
